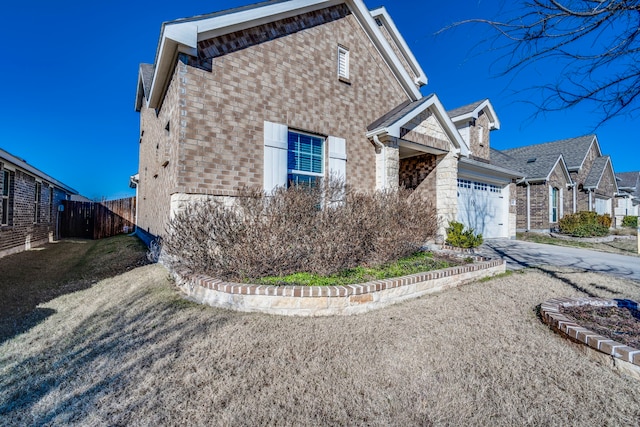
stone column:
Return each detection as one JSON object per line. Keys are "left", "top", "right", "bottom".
{"left": 375, "top": 138, "right": 399, "bottom": 190}
{"left": 435, "top": 150, "right": 459, "bottom": 242}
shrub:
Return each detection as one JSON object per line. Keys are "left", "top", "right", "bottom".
{"left": 445, "top": 221, "right": 483, "bottom": 248}
{"left": 558, "top": 211, "right": 610, "bottom": 237}
{"left": 162, "top": 179, "right": 438, "bottom": 281}
{"left": 622, "top": 215, "right": 638, "bottom": 228}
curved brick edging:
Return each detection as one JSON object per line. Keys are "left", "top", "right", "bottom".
{"left": 175, "top": 257, "right": 506, "bottom": 316}
{"left": 540, "top": 297, "right": 640, "bottom": 379}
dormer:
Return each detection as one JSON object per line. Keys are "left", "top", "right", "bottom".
{"left": 448, "top": 99, "right": 500, "bottom": 161}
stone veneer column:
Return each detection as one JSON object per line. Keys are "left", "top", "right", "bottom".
{"left": 375, "top": 140, "right": 399, "bottom": 190}
{"left": 435, "top": 150, "right": 459, "bottom": 242}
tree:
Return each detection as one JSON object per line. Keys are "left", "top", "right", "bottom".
{"left": 451, "top": 0, "right": 640, "bottom": 124}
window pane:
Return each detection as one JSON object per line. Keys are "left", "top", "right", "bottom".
{"left": 288, "top": 131, "right": 323, "bottom": 174}
{"left": 1, "top": 198, "right": 7, "bottom": 225}
{"left": 2, "top": 172, "right": 8, "bottom": 196}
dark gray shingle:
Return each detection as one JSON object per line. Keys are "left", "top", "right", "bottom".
{"left": 584, "top": 155, "right": 610, "bottom": 188}
{"left": 447, "top": 99, "right": 487, "bottom": 119}
{"left": 500, "top": 135, "right": 596, "bottom": 170}
{"left": 367, "top": 95, "right": 435, "bottom": 132}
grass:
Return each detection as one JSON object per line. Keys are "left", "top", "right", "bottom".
{"left": 517, "top": 231, "right": 640, "bottom": 257}
{"left": 0, "top": 235, "right": 148, "bottom": 343}
{"left": 252, "top": 251, "right": 465, "bottom": 286}
{"left": 1, "top": 239, "right": 640, "bottom": 425}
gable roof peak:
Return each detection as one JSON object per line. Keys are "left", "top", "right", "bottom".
{"left": 447, "top": 98, "right": 500, "bottom": 130}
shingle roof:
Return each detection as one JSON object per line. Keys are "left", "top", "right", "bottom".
{"left": 140, "top": 64, "right": 154, "bottom": 100}
{"left": 490, "top": 148, "right": 566, "bottom": 181}
{"left": 447, "top": 99, "right": 487, "bottom": 119}
{"left": 616, "top": 171, "right": 639, "bottom": 189}
{"left": 583, "top": 155, "right": 610, "bottom": 189}
{"left": 500, "top": 134, "right": 597, "bottom": 170}
{"left": 367, "top": 94, "right": 435, "bottom": 132}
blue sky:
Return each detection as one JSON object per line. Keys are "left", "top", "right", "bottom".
{"left": 0, "top": 0, "right": 636, "bottom": 200}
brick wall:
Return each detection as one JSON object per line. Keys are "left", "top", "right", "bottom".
{"left": 468, "top": 112, "right": 491, "bottom": 161}
{"left": 573, "top": 143, "right": 599, "bottom": 212}
{"left": 516, "top": 160, "right": 570, "bottom": 231}
{"left": 0, "top": 165, "right": 69, "bottom": 258}
{"left": 137, "top": 5, "right": 412, "bottom": 238}
{"left": 399, "top": 154, "right": 437, "bottom": 190}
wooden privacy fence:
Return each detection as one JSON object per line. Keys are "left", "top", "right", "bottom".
{"left": 60, "top": 197, "right": 136, "bottom": 240}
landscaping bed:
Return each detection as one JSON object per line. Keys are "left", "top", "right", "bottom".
{"left": 562, "top": 304, "right": 640, "bottom": 350}
{"left": 251, "top": 251, "right": 471, "bottom": 286}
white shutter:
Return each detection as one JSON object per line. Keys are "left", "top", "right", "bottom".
{"left": 328, "top": 136, "right": 347, "bottom": 181}
{"left": 549, "top": 186, "right": 554, "bottom": 224}
{"left": 263, "top": 121, "right": 288, "bottom": 193}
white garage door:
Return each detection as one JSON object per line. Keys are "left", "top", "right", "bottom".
{"left": 457, "top": 179, "right": 506, "bottom": 239}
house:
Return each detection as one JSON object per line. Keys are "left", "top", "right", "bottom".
{"left": 0, "top": 147, "right": 78, "bottom": 258}
{"left": 133, "top": 0, "right": 523, "bottom": 243}
{"left": 448, "top": 99, "right": 522, "bottom": 239}
{"left": 492, "top": 135, "right": 618, "bottom": 232}
{"left": 614, "top": 171, "right": 640, "bottom": 226}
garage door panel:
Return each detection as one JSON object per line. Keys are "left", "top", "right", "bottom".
{"left": 457, "top": 179, "right": 506, "bottom": 238}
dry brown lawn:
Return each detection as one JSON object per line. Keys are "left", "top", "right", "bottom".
{"left": 0, "top": 236, "right": 148, "bottom": 343}
{"left": 2, "top": 257, "right": 640, "bottom": 425}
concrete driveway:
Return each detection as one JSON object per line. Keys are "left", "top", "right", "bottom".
{"left": 479, "top": 239, "right": 640, "bottom": 281}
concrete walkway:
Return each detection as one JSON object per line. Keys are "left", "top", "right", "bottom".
{"left": 479, "top": 239, "right": 640, "bottom": 281}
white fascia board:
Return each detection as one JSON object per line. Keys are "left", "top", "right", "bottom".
{"left": 546, "top": 154, "right": 573, "bottom": 185}
{"left": 348, "top": 0, "right": 421, "bottom": 99}
{"left": 449, "top": 99, "right": 501, "bottom": 130}
{"left": 369, "top": 6, "right": 427, "bottom": 86}
{"left": 458, "top": 163, "right": 518, "bottom": 185}
{"left": 0, "top": 149, "right": 78, "bottom": 194}
{"left": 366, "top": 94, "right": 469, "bottom": 156}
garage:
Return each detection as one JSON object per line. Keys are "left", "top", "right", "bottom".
{"left": 457, "top": 178, "right": 508, "bottom": 239}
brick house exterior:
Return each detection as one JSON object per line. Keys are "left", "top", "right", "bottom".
{"left": 134, "top": 0, "right": 476, "bottom": 242}
{"left": 448, "top": 100, "right": 522, "bottom": 239}
{"left": 0, "top": 148, "right": 77, "bottom": 258}
{"left": 493, "top": 135, "right": 618, "bottom": 232}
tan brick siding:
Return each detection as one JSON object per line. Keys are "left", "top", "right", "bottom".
{"left": 468, "top": 112, "right": 491, "bottom": 161}
{"left": 375, "top": 19, "right": 418, "bottom": 83}
{"left": 137, "top": 5, "right": 412, "bottom": 238}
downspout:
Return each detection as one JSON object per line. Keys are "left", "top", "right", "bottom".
{"left": 372, "top": 135, "right": 386, "bottom": 190}
{"left": 526, "top": 182, "right": 531, "bottom": 231}
{"left": 572, "top": 183, "right": 577, "bottom": 213}
{"left": 588, "top": 189, "right": 593, "bottom": 211}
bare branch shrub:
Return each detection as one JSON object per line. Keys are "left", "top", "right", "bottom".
{"left": 162, "top": 178, "right": 437, "bottom": 281}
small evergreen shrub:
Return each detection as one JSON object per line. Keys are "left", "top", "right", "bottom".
{"left": 622, "top": 215, "right": 638, "bottom": 228}
{"left": 445, "top": 221, "right": 483, "bottom": 248}
{"left": 558, "top": 211, "right": 610, "bottom": 237}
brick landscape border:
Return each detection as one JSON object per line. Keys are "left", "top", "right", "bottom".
{"left": 540, "top": 297, "right": 640, "bottom": 380}
{"left": 175, "top": 257, "right": 505, "bottom": 316}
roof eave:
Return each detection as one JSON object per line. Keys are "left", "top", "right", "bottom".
{"left": 449, "top": 99, "right": 501, "bottom": 130}
{"left": 146, "top": 0, "right": 424, "bottom": 109}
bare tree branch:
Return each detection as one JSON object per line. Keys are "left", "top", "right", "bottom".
{"left": 444, "top": 0, "right": 640, "bottom": 124}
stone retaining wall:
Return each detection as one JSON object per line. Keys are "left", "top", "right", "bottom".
{"left": 176, "top": 258, "right": 505, "bottom": 316}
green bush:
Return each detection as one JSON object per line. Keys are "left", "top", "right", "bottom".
{"left": 622, "top": 215, "right": 638, "bottom": 228}
{"left": 558, "top": 211, "right": 610, "bottom": 237}
{"left": 445, "top": 221, "right": 483, "bottom": 248}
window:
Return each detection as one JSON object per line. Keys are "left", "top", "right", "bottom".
{"left": 457, "top": 179, "right": 471, "bottom": 189}
{"left": 474, "top": 181, "right": 488, "bottom": 191}
{"left": 34, "top": 182, "right": 41, "bottom": 223}
{"left": 551, "top": 187, "right": 559, "bottom": 223}
{"left": 1, "top": 170, "right": 9, "bottom": 226}
{"left": 287, "top": 131, "right": 324, "bottom": 186}
{"left": 337, "top": 46, "right": 349, "bottom": 80}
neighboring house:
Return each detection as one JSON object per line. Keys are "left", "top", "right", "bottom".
{"left": 493, "top": 135, "right": 618, "bottom": 232}
{"left": 448, "top": 99, "right": 522, "bottom": 239}
{"left": 0, "top": 147, "right": 78, "bottom": 258}
{"left": 133, "top": 0, "right": 503, "bottom": 242}
{"left": 614, "top": 171, "right": 640, "bottom": 226}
